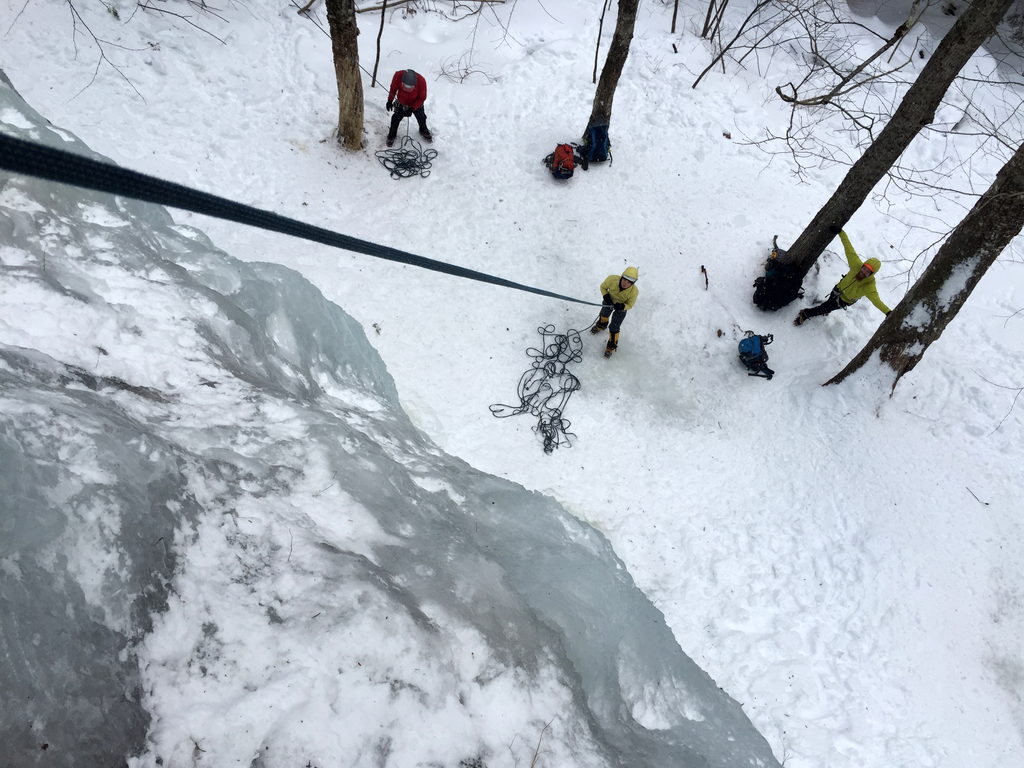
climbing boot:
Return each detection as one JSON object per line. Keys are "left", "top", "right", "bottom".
{"left": 590, "top": 317, "right": 609, "bottom": 335}
{"left": 386, "top": 134, "right": 396, "bottom": 147}
{"left": 603, "top": 332, "right": 619, "bottom": 358}
{"left": 420, "top": 127, "right": 433, "bottom": 142}
{"left": 793, "top": 309, "right": 808, "bottom": 327}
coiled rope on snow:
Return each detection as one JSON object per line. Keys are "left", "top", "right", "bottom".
{"left": 490, "top": 324, "right": 586, "bottom": 454}
{"left": 375, "top": 135, "right": 438, "bottom": 179}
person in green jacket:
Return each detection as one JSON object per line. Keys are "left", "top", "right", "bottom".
{"left": 794, "top": 228, "right": 891, "bottom": 326}
{"left": 590, "top": 266, "right": 639, "bottom": 357}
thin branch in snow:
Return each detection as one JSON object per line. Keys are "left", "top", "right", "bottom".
{"left": 977, "top": 372, "right": 1024, "bottom": 434}
{"left": 5, "top": 0, "right": 33, "bottom": 35}
{"left": 65, "top": 1, "right": 147, "bottom": 103}
{"left": 965, "top": 487, "right": 990, "bottom": 506}
{"left": 1002, "top": 306, "right": 1024, "bottom": 327}
{"left": 136, "top": 2, "right": 228, "bottom": 44}
{"left": 529, "top": 719, "right": 552, "bottom": 768}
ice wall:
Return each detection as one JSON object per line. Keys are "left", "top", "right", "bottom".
{"left": 0, "top": 71, "right": 780, "bottom": 768}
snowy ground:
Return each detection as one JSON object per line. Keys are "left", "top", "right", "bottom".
{"left": 2, "top": 1, "right": 1023, "bottom": 767}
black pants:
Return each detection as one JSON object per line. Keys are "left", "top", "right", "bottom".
{"left": 599, "top": 305, "right": 627, "bottom": 334}
{"left": 803, "top": 288, "right": 849, "bottom": 319}
{"left": 388, "top": 105, "right": 428, "bottom": 138}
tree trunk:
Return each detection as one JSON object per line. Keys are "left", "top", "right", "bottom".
{"left": 782, "top": 0, "right": 1015, "bottom": 280}
{"left": 325, "top": 0, "right": 364, "bottom": 151}
{"left": 701, "top": 0, "right": 728, "bottom": 40}
{"left": 827, "top": 139, "right": 1024, "bottom": 391}
{"left": 585, "top": 0, "right": 639, "bottom": 134}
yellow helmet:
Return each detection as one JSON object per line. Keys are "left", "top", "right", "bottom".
{"left": 621, "top": 266, "right": 639, "bottom": 283}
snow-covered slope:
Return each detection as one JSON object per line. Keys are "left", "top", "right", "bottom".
{"left": 0, "top": 72, "right": 780, "bottom": 768}
{"left": 1, "top": 2, "right": 1023, "bottom": 767}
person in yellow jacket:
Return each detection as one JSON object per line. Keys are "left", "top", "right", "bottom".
{"left": 794, "top": 228, "right": 891, "bottom": 326}
{"left": 590, "top": 266, "right": 639, "bottom": 357}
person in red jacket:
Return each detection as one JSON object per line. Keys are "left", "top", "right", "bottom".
{"left": 386, "top": 69, "right": 431, "bottom": 146}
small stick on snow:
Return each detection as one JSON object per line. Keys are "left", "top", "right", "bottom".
{"left": 966, "top": 487, "right": 989, "bottom": 506}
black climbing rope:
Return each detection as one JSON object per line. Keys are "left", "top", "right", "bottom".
{"left": 375, "top": 134, "right": 438, "bottom": 179}
{"left": 0, "top": 133, "right": 600, "bottom": 308}
{"left": 490, "top": 324, "right": 585, "bottom": 454}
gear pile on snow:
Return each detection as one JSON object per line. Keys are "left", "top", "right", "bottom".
{"left": 753, "top": 235, "right": 804, "bottom": 311}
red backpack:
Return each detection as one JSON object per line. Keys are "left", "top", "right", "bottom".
{"left": 544, "top": 143, "right": 577, "bottom": 180}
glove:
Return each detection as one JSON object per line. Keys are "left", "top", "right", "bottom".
{"left": 386, "top": 101, "right": 393, "bottom": 112}
{"left": 828, "top": 224, "right": 842, "bottom": 235}
{"left": 613, "top": 302, "right": 625, "bottom": 312}
{"left": 602, "top": 293, "right": 613, "bottom": 305}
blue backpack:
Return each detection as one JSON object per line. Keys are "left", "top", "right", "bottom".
{"left": 581, "top": 124, "right": 612, "bottom": 169}
{"left": 738, "top": 332, "right": 774, "bottom": 379}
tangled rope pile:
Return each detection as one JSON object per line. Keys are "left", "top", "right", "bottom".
{"left": 374, "top": 135, "right": 438, "bottom": 179}
{"left": 490, "top": 324, "right": 584, "bottom": 454}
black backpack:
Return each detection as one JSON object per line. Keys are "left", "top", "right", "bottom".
{"left": 738, "top": 331, "right": 774, "bottom": 379}
{"left": 753, "top": 235, "right": 804, "bottom": 311}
